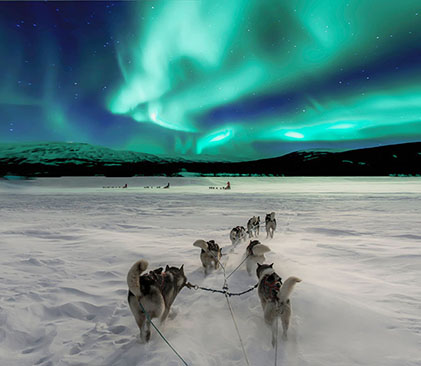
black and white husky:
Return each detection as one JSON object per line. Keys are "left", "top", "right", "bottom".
{"left": 127, "top": 259, "right": 187, "bottom": 342}
{"left": 247, "top": 216, "right": 260, "bottom": 238}
{"left": 265, "top": 212, "right": 277, "bottom": 239}
{"left": 229, "top": 226, "right": 247, "bottom": 245}
{"left": 245, "top": 240, "right": 270, "bottom": 275}
{"left": 256, "top": 263, "right": 301, "bottom": 345}
{"left": 193, "top": 239, "right": 222, "bottom": 275}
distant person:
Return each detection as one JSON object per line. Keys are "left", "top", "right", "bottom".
{"left": 163, "top": 182, "right": 170, "bottom": 189}
{"left": 122, "top": 183, "right": 128, "bottom": 188}
{"left": 225, "top": 181, "right": 231, "bottom": 190}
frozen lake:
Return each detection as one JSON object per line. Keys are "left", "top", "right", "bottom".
{"left": 1, "top": 177, "right": 420, "bottom": 366}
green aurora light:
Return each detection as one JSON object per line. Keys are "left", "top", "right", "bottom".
{"left": 107, "top": 0, "right": 421, "bottom": 158}
{"left": 0, "top": 0, "right": 420, "bottom": 160}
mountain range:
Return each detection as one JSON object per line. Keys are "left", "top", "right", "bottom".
{"left": 1, "top": 141, "right": 421, "bottom": 177}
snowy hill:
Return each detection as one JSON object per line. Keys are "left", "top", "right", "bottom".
{"left": 0, "top": 142, "right": 187, "bottom": 177}
{"left": 1, "top": 141, "right": 421, "bottom": 177}
{"left": 0, "top": 142, "right": 177, "bottom": 165}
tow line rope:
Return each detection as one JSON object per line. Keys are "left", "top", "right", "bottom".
{"left": 226, "top": 254, "right": 250, "bottom": 280}
{"left": 138, "top": 300, "right": 189, "bottom": 366}
{"left": 224, "top": 281, "right": 251, "bottom": 366}
{"left": 209, "top": 251, "right": 251, "bottom": 366}
{"left": 274, "top": 304, "right": 279, "bottom": 366}
{"left": 135, "top": 235, "right": 276, "bottom": 366}
{"left": 186, "top": 282, "right": 258, "bottom": 296}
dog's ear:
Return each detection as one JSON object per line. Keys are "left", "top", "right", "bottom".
{"left": 179, "top": 264, "right": 184, "bottom": 274}
{"left": 165, "top": 265, "right": 170, "bottom": 272}
{"left": 257, "top": 263, "right": 262, "bottom": 268}
{"left": 270, "top": 263, "right": 274, "bottom": 267}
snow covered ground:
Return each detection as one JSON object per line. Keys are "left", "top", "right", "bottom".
{"left": 1, "top": 176, "right": 420, "bottom": 366}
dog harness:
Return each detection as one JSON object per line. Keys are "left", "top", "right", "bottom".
{"left": 140, "top": 270, "right": 167, "bottom": 293}
{"left": 157, "top": 272, "right": 167, "bottom": 289}
{"left": 249, "top": 218, "right": 260, "bottom": 229}
{"left": 261, "top": 273, "right": 283, "bottom": 302}
{"left": 246, "top": 240, "right": 261, "bottom": 255}
{"left": 265, "top": 217, "right": 276, "bottom": 224}
{"left": 206, "top": 240, "right": 220, "bottom": 253}
{"left": 232, "top": 226, "right": 244, "bottom": 238}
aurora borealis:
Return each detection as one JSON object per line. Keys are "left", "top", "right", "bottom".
{"left": 1, "top": 1, "right": 420, "bottom": 160}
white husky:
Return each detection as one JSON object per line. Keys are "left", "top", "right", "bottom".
{"left": 193, "top": 239, "right": 222, "bottom": 275}
{"left": 229, "top": 226, "right": 247, "bottom": 245}
{"left": 247, "top": 216, "right": 260, "bottom": 238}
{"left": 265, "top": 212, "right": 277, "bottom": 239}
{"left": 245, "top": 240, "right": 270, "bottom": 275}
{"left": 256, "top": 263, "right": 301, "bottom": 345}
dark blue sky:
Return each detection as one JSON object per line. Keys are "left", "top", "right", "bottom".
{"left": 1, "top": 1, "right": 420, "bottom": 160}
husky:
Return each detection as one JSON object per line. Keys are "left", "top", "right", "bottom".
{"left": 247, "top": 216, "right": 260, "bottom": 238}
{"left": 127, "top": 259, "right": 187, "bottom": 342}
{"left": 245, "top": 240, "right": 270, "bottom": 275}
{"left": 265, "top": 212, "right": 277, "bottom": 239}
{"left": 193, "top": 239, "right": 222, "bottom": 275}
{"left": 256, "top": 263, "right": 301, "bottom": 345}
{"left": 229, "top": 226, "right": 247, "bottom": 245}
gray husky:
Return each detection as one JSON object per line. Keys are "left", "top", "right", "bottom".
{"left": 193, "top": 239, "right": 222, "bottom": 275}
{"left": 127, "top": 259, "right": 187, "bottom": 342}
{"left": 256, "top": 263, "right": 301, "bottom": 345}
{"left": 245, "top": 240, "right": 270, "bottom": 275}
{"left": 229, "top": 226, "right": 247, "bottom": 245}
{"left": 265, "top": 212, "right": 277, "bottom": 239}
{"left": 247, "top": 216, "right": 260, "bottom": 238}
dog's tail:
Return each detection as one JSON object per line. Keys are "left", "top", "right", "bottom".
{"left": 279, "top": 276, "right": 301, "bottom": 302}
{"left": 193, "top": 239, "right": 208, "bottom": 251}
{"left": 127, "top": 259, "right": 149, "bottom": 297}
{"left": 251, "top": 244, "right": 271, "bottom": 256}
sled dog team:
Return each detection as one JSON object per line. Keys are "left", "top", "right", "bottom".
{"left": 127, "top": 211, "right": 301, "bottom": 346}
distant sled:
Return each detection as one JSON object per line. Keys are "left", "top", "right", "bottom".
{"left": 209, "top": 181, "right": 232, "bottom": 190}
{"left": 102, "top": 184, "right": 128, "bottom": 189}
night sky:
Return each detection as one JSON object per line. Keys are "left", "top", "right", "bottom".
{"left": 1, "top": 1, "right": 420, "bottom": 160}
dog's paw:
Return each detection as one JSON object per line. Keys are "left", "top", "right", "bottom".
{"left": 272, "top": 338, "right": 276, "bottom": 348}
{"left": 139, "top": 333, "right": 147, "bottom": 344}
{"left": 168, "top": 308, "right": 178, "bottom": 320}
{"left": 145, "top": 330, "right": 151, "bottom": 342}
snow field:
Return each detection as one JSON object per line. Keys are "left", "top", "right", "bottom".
{"left": 0, "top": 177, "right": 420, "bottom": 366}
